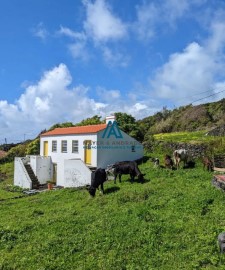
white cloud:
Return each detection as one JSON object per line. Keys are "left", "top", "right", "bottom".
{"left": 83, "top": 0, "right": 127, "bottom": 43}
{"left": 0, "top": 64, "right": 103, "bottom": 142}
{"left": 206, "top": 20, "right": 225, "bottom": 54}
{"left": 58, "top": 26, "right": 86, "bottom": 41}
{"left": 102, "top": 47, "right": 129, "bottom": 67}
{"left": 56, "top": 1, "right": 129, "bottom": 66}
{"left": 151, "top": 42, "right": 215, "bottom": 101}
{"left": 96, "top": 87, "right": 121, "bottom": 101}
{"left": 32, "top": 22, "right": 48, "bottom": 41}
{"left": 68, "top": 42, "right": 89, "bottom": 61}
{"left": 135, "top": 2, "right": 158, "bottom": 40}
{"left": 150, "top": 15, "right": 225, "bottom": 106}
{"left": 134, "top": 0, "right": 205, "bottom": 41}
{"left": 0, "top": 64, "right": 153, "bottom": 142}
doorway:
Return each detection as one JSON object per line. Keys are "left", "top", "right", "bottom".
{"left": 84, "top": 140, "right": 92, "bottom": 165}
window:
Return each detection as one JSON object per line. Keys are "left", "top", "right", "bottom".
{"left": 61, "top": 140, "right": 67, "bottom": 153}
{"left": 72, "top": 140, "right": 79, "bottom": 153}
{"left": 52, "top": 141, "right": 57, "bottom": 152}
{"left": 131, "top": 145, "right": 136, "bottom": 152}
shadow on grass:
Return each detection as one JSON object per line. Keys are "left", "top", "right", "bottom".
{"left": 104, "top": 186, "right": 120, "bottom": 194}
{"left": 183, "top": 161, "right": 196, "bottom": 169}
{"left": 126, "top": 177, "right": 150, "bottom": 184}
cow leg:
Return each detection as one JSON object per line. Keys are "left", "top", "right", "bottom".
{"left": 100, "top": 183, "right": 104, "bottom": 194}
{"left": 119, "top": 174, "right": 122, "bottom": 183}
{"left": 130, "top": 174, "right": 134, "bottom": 183}
{"left": 114, "top": 174, "right": 117, "bottom": 184}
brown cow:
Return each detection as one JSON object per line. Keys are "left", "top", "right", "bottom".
{"left": 202, "top": 157, "right": 213, "bottom": 172}
{"left": 164, "top": 155, "right": 173, "bottom": 169}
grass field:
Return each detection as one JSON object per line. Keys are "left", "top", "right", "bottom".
{"left": 154, "top": 131, "right": 225, "bottom": 144}
{"left": 1, "top": 157, "right": 225, "bottom": 270}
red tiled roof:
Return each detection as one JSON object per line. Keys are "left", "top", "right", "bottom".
{"left": 41, "top": 124, "right": 107, "bottom": 137}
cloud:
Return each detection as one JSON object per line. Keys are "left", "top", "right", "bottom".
{"left": 96, "top": 87, "right": 121, "bottom": 101}
{"left": 150, "top": 15, "right": 225, "bottom": 106}
{"left": 134, "top": 2, "right": 158, "bottom": 40}
{"left": 151, "top": 42, "right": 215, "bottom": 101}
{"left": 57, "top": 26, "right": 86, "bottom": 41}
{"left": 134, "top": 0, "right": 205, "bottom": 41}
{"left": 57, "top": 26, "right": 89, "bottom": 61}
{"left": 0, "top": 64, "right": 153, "bottom": 142}
{"left": 0, "top": 64, "right": 102, "bottom": 142}
{"left": 101, "top": 47, "right": 129, "bottom": 67}
{"left": 56, "top": 1, "right": 128, "bottom": 64}
{"left": 68, "top": 42, "right": 89, "bottom": 61}
{"left": 32, "top": 22, "right": 48, "bottom": 41}
{"left": 83, "top": 0, "right": 127, "bottom": 43}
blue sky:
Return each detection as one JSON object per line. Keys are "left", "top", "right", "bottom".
{"left": 1, "top": 0, "right": 225, "bottom": 143}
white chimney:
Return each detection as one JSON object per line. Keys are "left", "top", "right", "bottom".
{"left": 106, "top": 115, "right": 116, "bottom": 124}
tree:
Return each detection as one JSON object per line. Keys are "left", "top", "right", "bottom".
{"left": 76, "top": 115, "right": 103, "bottom": 126}
{"left": 26, "top": 138, "right": 40, "bottom": 155}
{"left": 49, "top": 122, "right": 74, "bottom": 131}
{"left": 114, "top": 112, "right": 144, "bottom": 142}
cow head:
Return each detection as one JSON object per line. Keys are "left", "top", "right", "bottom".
{"left": 138, "top": 173, "right": 145, "bottom": 182}
{"left": 89, "top": 186, "right": 96, "bottom": 197}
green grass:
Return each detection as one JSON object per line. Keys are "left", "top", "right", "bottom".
{"left": 154, "top": 131, "right": 223, "bottom": 144}
{"left": 1, "top": 159, "right": 225, "bottom": 269}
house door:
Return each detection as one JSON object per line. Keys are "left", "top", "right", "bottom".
{"left": 43, "top": 141, "right": 48, "bottom": 156}
{"left": 84, "top": 140, "right": 92, "bottom": 165}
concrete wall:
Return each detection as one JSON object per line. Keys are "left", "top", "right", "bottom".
{"left": 29, "top": 156, "right": 53, "bottom": 184}
{"left": 14, "top": 157, "right": 32, "bottom": 189}
{"left": 96, "top": 130, "right": 144, "bottom": 168}
{"left": 64, "top": 159, "right": 92, "bottom": 187}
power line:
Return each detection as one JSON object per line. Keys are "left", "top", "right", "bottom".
{"left": 176, "top": 88, "right": 215, "bottom": 102}
{"left": 191, "top": 89, "right": 225, "bottom": 104}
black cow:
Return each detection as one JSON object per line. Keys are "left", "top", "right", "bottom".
{"left": 89, "top": 168, "right": 107, "bottom": 197}
{"left": 106, "top": 161, "right": 144, "bottom": 184}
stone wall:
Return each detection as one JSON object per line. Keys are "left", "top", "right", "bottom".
{"left": 162, "top": 142, "right": 208, "bottom": 159}
{"left": 207, "top": 125, "right": 225, "bottom": 136}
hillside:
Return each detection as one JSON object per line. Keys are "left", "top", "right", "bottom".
{"left": 139, "top": 98, "right": 225, "bottom": 135}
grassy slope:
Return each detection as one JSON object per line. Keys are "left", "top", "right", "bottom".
{"left": 1, "top": 159, "right": 225, "bottom": 269}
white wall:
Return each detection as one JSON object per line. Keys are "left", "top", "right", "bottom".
{"left": 14, "top": 158, "right": 32, "bottom": 189}
{"left": 29, "top": 156, "right": 53, "bottom": 184}
{"left": 96, "top": 130, "right": 143, "bottom": 168}
{"left": 40, "top": 134, "right": 98, "bottom": 185}
{"left": 64, "top": 159, "right": 92, "bottom": 187}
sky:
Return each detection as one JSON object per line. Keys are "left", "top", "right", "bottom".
{"left": 1, "top": 0, "right": 225, "bottom": 143}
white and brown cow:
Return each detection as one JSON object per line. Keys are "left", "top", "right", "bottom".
{"left": 173, "top": 149, "right": 188, "bottom": 169}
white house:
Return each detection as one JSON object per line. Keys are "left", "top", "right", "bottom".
{"left": 14, "top": 116, "right": 144, "bottom": 188}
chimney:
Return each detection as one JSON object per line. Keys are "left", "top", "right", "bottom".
{"left": 106, "top": 115, "right": 116, "bottom": 124}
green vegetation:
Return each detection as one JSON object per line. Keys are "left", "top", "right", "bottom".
{"left": 154, "top": 131, "right": 217, "bottom": 143}
{"left": 1, "top": 158, "right": 225, "bottom": 269}
{"left": 139, "top": 99, "right": 225, "bottom": 135}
